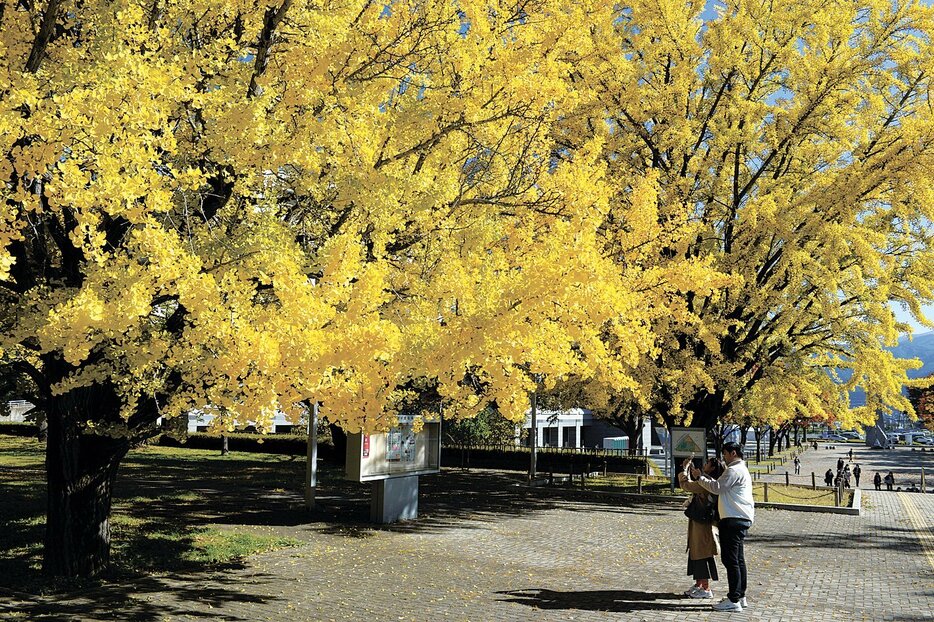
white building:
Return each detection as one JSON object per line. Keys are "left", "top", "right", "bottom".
{"left": 521, "top": 408, "right": 658, "bottom": 452}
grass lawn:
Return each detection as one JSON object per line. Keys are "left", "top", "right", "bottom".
{"left": 0, "top": 436, "right": 311, "bottom": 593}
{"left": 582, "top": 472, "right": 852, "bottom": 507}
{"left": 752, "top": 482, "right": 853, "bottom": 507}
{"left": 584, "top": 473, "right": 679, "bottom": 495}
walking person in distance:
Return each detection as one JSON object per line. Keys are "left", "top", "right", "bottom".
{"left": 691, "top": 442, "right": 755, "bottom": 612}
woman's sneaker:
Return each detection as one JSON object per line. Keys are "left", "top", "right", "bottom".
{"left": 684, "top": 585, "right": 701, "bottom": 596}
{"left": 712, "top": 598, "right": 743, "bottom": 611}
{"left": 690, "top": 588, "right": 714, "bottom": 599}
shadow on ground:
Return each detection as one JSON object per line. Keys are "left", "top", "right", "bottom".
{"left": 498, "top": 588, "right": 708, "bottom": 613}
{"left": 2, "top": 568, "right": 281, "bottom": 622}
{"left": 0, "top": 436, "right": 678, "bottom": 601}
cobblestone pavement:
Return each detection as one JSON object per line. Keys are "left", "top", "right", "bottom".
{"left": 3, "top": 471, "right": 933, "bottom": 622}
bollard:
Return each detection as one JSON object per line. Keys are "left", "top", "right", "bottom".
{"left": 785, "top": 472, "right": 790, "bottom": 486}
{"left": 637, "top": 474, "right": 643, "bottom": 494}
{"left": 764, "top": 482, "right": 769, "bottom": 502}
{"left": 922, "top": 468, "right": 926, "bottom": 494}
{"left": 812, "top": 472, "right": 816, "bottom": 490}
{"left": 603, "top": 461, "right": 607, "bottom": 477}
{"left": 834, "top": 487, "right": 840, "bottom": 507}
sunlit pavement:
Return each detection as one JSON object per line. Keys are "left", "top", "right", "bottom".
{"left": 4, "top": 471, "right": 933, "bottom": 621}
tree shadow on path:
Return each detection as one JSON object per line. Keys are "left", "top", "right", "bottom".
{"left": 2, "top": 567, "right": 281, "bottom": 622}
{"left": 498, "top": 588, "right": 709, "bottom": 613}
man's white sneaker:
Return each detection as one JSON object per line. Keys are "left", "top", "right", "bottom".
{"left": 690, "top": 588, "right": 714, "bottom": 599}
{"left": 740, "top": 597, "right": 748, "bottom": 608}
{"left": 684, "top": 586, "right": 701, "bottom": 596}
{"left": 712, "top": 598, "right": 743, "bottom": 612}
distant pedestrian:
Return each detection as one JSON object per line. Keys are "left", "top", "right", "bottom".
{"left": 812, "top": 441, "right": 818, "bottom": 450}
{"left": 793, "top": 456, "right": 801, "bottom": 475}
{"left": 852, "top": 464, "right": 861, "bottom": 487}
{"left": 848, "top": 448, "right": 853, "bottom": 461}
{"left": 837, "top": 457, "right": 844, "bottom": 472}
{"left": 843, "top": 467, "right": 851, "bottom": 489}
{"left": 873, "top": 472, "right": 882, "bottom": 491}
{"left": 825, "top": 469, "right": 834, "bottom": 487}
{"left": 884, "top": 472, "right": 895, "bottom": 491}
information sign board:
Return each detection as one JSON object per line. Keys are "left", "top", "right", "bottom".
{"left": 345, "top": 416, "right": 441, "bottom": 482}
{"left": 670, "top": 427, "right": 707, "bottom": 458}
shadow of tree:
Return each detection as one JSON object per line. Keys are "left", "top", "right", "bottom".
{"left": 497, "top": 588, "right": 707, "bottom": 613}
{"left": 6, "top": 569, "right": 281, "bottom": 621}
{"left": 752, "top": 525, "right": 927, "bottom": 553}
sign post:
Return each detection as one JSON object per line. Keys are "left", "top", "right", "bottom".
{"left": 529, "top": 390, "right": 538, "bottom": 482}
{"left": 346, "top": 415, "right": 441, "bottom": 524}
{"left": 304, "top": 401, "right": 318, "bottom": 510}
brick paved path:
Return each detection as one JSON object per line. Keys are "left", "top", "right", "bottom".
{"left": 4, "top": 473, "right": 933, "bottom": 622}
{"left": 758, "top": 443, "right": 934, "bottom": 492}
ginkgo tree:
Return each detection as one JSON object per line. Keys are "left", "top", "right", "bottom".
{"left": 0, "top": 0, "right": 655, "bottom": 578}
{"left": 562, "top": 0, "right": 934, "bottom": 434}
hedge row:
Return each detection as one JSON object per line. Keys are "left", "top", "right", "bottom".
{"left": 157, "top": 432, "right": 342, "bottom": 462}
{"left": 0, "top": 422, "right": 37, "bottom": 436}
{"left": 0, "top": 425, "right": 648, "bottom": 474}
{"left": 441, "top": 445, "right": 649, "bottom": 474}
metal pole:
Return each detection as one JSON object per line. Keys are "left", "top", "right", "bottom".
{"left": 304, "top": 401, "right": 319, "bottom": 510}
{"left": 669, "top": 427, "right": 675, "bottom": 493}
{"left": 529, "top": 390, "right": 538, "bottom": 482}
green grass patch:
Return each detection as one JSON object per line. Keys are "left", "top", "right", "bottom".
{"left": 184, "top": 529, "right": 300, "bottom": 564}
{"left": 0, "top": 436, "right": 322, "bottom": 592}
{"left": 584, "top": 473, "right": 677, "bottom": 495}
{"left": 753, "top": 483, "right": 852, "bottom": 507}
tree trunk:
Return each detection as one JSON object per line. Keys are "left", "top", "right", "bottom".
{"left": 616, "top": 415, "right": 644, "bottom": 456}
{"left": 754, "top": 427, "right": 763, "bottom": 463}
{"left": 768, "top": 426, "right": 778, "bottom": 457}
{"left": 44, "top": 400, "right": 128, "bottom": 578}
{"left": 221, "top": 434, "right": 229, "bottom": 455}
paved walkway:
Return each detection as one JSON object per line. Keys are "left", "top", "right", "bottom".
{"left": 758, "top": 443, "right": 934, "bottom": 492}
{"left": 3, "top": 470, "right": 933, "bottom": 622}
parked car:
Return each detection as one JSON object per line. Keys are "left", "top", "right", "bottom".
{"left": 914, "top": 437, "right": 934, "bottom": 446}
{"left": 824, "top": 434, "right": 848, "bottom": 442}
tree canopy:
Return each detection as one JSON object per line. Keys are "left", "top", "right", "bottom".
{"left": 0, "top": 0, "right": 659, "bottom": 576}
{"left": 561, "top": 0, "right": 934, "bottom": 432}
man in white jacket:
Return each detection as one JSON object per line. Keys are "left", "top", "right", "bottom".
{"left": 691, "top": 441, "right": 755, "bottom": 612}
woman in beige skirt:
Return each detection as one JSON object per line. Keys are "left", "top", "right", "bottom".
{"left": 678, "top": 457, "right": 726, "bottom": 599}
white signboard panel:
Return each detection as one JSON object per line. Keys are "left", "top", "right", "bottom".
{"left": 345, "top": 416, "right": 441, "bottom": 482}
{"left": 670, "top": 427, "right": 707, "bottom": 458}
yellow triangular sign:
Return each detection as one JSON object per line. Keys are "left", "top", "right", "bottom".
{"left": 674, "top": 435, "right": 703, "bottom": 454}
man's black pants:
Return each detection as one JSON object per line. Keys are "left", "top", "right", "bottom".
{"left": 718, "top": 518, "right": 752, "bottom": 603}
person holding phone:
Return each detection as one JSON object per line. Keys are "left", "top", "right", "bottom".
{"left": 691, "top": 442, "right": 755, "bottom": 612}
{"left": 678, "top": 455, "right": 726, "bottom": 599}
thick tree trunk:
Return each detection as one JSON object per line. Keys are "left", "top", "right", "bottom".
{"left": 616, "top": 415, "right": 644, "bottom": 456}
{"left": 43, "top": 393, "right": 129, "bottom": 578}
{"left": 221, "top": 434, "right": 229, "bottom": 455}
{"left": 768, "top": 426, "right": 778, "bottom": 456}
